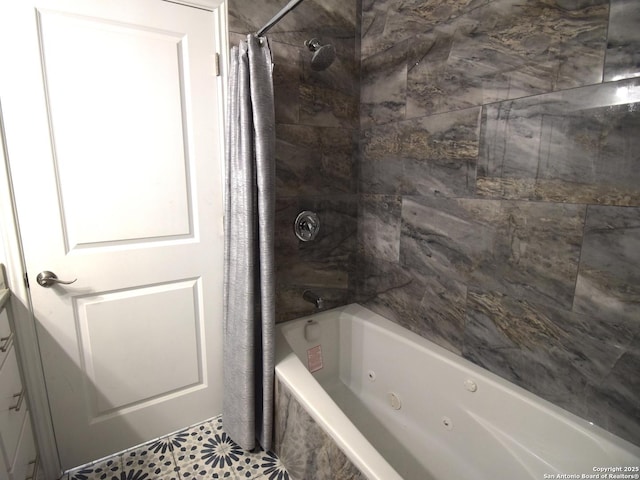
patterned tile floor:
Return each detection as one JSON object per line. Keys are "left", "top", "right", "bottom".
{"left": 60, "top": 416, "right": 290, "bottom": 480}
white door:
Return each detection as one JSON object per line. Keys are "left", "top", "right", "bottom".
{"left": 0, "top": 0, "right": 224, "bottom": 469}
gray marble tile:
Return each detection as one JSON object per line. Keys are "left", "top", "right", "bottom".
{"left": 466, "top": 289, "right": 633, "bottom": 382}
{"left": 228, "top": 31, "right": 246, "bottom": 49}
{"left": 355, "top": 254, "right": 417, "bottom": 317}
{"left": 276, "top": 284, "right": 352, "bottom": 322}
{"left": 271, "top": 40, "right": 303, "bottom": 86}
{"left": 230, "top": 0, "right": 359, "bottom": 325}
{"left": 274, "top": 378, "right": 367, "bottom": 480}
{"left": 276, "top": 125, "right": 355, "bottom": 196}
{"left": 299, "top": 195, "right": 357, "bottom": 245}
{"left": 404, "top": 27, "right": 460, "bottom": 116}
{"left": 276, "top": 138, "right": 324, "bottom": 197}
{"left": 398, "top": 231, "right": 468, "bottom": 354}
{"left": 275, "top": 83, "right": 301, "bottom": 125}
{"left": 604, "top": 0, "right": 640, "bottom": 81}
{"left": 359, "top": 195, "right": 401, "bottom": 262}
{"left": 275, "top": 197, "right": 300, "bottom": 259}
{"left": 410, "top": 274, "right": 467, "bottom": 355}
{"left": 228, "top": 0, "right": 280, "bottom": 34}
{"left": 230, "top": 0, "right": 358, "bottom": 96}
{"left": 275, "top": 257, "right": 352, "bottom": 291}
{"left": 262, "top": 33, "right": 358, "bottom": 73}
{"left": 271, "top": 39, "right": 359, "bottom": 128}
{"left": 277, "top": 124, "right": 354, "bottom": 154}
{"left": 358, "top": 154, "right": 404, "bottom": 195}
{"left": 360, "top": 108, "right": 481, "bottom": 196}
{"left": 573, "top": 206, "right": 640, "bottom": 330}
{"left": 463, "top": 289, "right": 638, "bottom": 424}
{"left": 228, "top": 0, "right": 359, "bottom": 133}
{"left": 299, "top": 83, "right": 358, "bottom": 128}
{"left": 361, "top": 0, "right": 491, "bottom": 59}
{"left": 360, "top": 40, "right": 407, "bottom": 128}
{"left": 301, "top": 36, "right": 360, "bottom": 97}
{"left": 405, "top": 0, "right": 608, "bottom": 117}
{"left": 229, "top": 3, "right": 357, "bottom": 95}
{"left": 276, "top": 196, "right": 357, "bottom": 321}
{"left": 270, "top": 41, "right": 304, "bottom": 125}
{"left": 400, "top": 196, "right": 585, "bottom": 310}
{"left": 356, "top": 253, "right": 465, "bottom": 354}
{"left": 461, "top": 303, "right": 525, "bottom": 387}
{"left": 229, "top": 0, "right": 356, "bottom": 38}
{"left": 478, "top": 78, "right": 640, "bottom": 205}
{"left": 584, "top": 343, "right": 640, "bottom": 447}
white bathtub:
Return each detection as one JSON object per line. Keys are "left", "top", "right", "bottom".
{"left": 274, "top": 304, "right": 640, "bottom": 480}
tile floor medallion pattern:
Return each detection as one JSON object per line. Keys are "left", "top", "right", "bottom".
{"left": 61, "top": 416, "right": 290, "bottom": 480}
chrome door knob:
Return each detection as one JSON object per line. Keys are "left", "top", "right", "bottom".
{"left": 36, "top": 271, "right": 77, "bottom": 288}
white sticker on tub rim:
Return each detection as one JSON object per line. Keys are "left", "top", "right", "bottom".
{"left": 307, "top": 344, "right": 323, "bottom": 373}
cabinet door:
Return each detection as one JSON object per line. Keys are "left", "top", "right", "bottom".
{"left": 0, "top": 309, "right": 12, "bottom": 368}
{"left": 0, "top": 348, "right": 27, "bottom": 468}
{"left": 0, "top": 443, "right": 7, "bottom": 478}
{"left": 9, "top": 416, "right": 37, "bottom": 480}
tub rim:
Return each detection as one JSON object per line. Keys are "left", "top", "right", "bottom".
{"left": 275, "top": 303, "right": 640, "bottom": 479}
{"left": 274, "top": 305, "right": 403, "bottom": 480}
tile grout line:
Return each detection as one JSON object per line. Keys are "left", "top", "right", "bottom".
{"left": 167, "top": 433, "right": 182, "bottom": 479}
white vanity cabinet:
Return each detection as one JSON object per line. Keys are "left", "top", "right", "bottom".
{"left": 0, "top": 270, "right": 40, "bottom": 480}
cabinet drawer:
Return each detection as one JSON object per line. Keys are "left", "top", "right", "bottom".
{"left": 0, "top": 348, "right": 28, "bottom": 468}
{"left": 0, "top": 443, "right": 7, "bottom": 475}
{"left": 0, "top": 308, "right": 12, "bottom": 368}
{"left": 9, "top": 415, "right": 37, "bottom": 480}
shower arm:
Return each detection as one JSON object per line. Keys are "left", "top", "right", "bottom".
{"left": 256, "top": 0, "right": 305, "bottom": 37}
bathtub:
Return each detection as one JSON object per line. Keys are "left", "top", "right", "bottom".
{"left": 274, "top": 304, "right": 640, "bottom": 480}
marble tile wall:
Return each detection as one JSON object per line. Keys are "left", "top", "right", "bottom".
{"left": 227, "top": 0, "right": 640, "bottom": 450}
{"left": 356, "top": 0, "right": 640, "bottom": 447}
{"left": 273, "top": 378, "right": 367, "bottom": 480}
{"left": 228, "top": 0, "right": 360, "bottom": 322}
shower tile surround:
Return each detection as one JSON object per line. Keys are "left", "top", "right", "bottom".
{"left": 357, "top": 0, "right": 640, "bottom": 447}
{"left": 228, "top": 0, "right": 361, "bottom": 323}
{"left": 228, "top": 0, "right": 640, "bottom": 459}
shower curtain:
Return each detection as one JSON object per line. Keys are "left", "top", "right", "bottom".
{"left": 223, "top": 34, "right": 275, "bottom": 451}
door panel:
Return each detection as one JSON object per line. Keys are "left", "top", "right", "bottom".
{"left": 76, "top": 278, "right": 204, "bottom": 417}
{"left": 1, "top": 0, "right": 224, "bottom": 469}
{"left": 38, "top": 9, "right": 195, "bottom": 248}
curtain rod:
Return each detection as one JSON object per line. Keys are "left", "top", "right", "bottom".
{"left": 256, "top": 0, "right": 305, "bottom": 37}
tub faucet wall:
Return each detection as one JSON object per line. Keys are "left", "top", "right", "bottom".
{"left": 302, "top": 290, "right": 324, "bottom": 309}
{"left": 228, "top": 0, "right": 361, "bottom": 322}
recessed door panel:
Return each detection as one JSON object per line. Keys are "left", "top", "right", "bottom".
{"left": 76, "top": 279, "right": 204, "bottom": 418}
{"left": 38, "top": 10, "right": 194, "bottom": 250}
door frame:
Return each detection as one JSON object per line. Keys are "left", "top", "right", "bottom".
{"left": 0, "top": 1, "right": 229, "bottom": 476}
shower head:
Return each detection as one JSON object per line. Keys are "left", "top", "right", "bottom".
{"left": 304, "top": 38, "right": 336, "bottom": 71}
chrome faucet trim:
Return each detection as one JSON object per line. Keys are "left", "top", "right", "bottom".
{"left": 303, "top": 290, "right": 324, "bottom": 309}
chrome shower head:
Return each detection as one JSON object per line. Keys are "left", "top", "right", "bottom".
{"left": 304, "top": 38, "right": 336, "bottom": 71}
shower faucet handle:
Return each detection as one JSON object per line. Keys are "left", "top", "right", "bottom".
{"left": 294, "top": 211, "right": 320, "bottom": 241}
{"left": 300, "top": 217, "right": 316, "bottom": 232}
